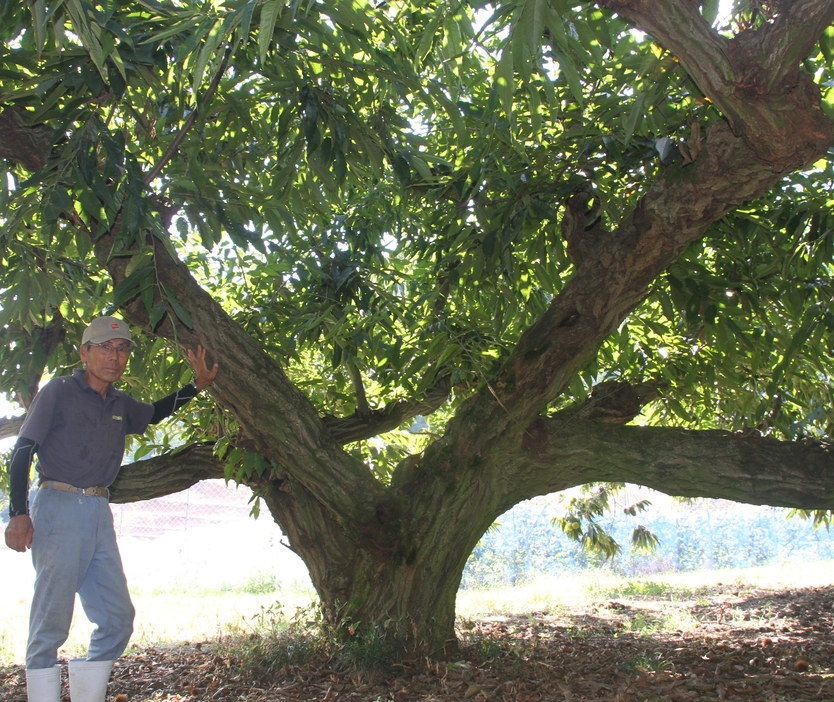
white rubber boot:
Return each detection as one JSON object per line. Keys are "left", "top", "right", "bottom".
{"left": 25, "top": 665, "right": 61, "bottom": 702}
{"left": 68, "top": 659, "right": 114, "bottom": 702}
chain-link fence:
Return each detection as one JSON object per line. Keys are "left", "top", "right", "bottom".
{"left": 111, "top": 479, "right": 256, "bottom": 538}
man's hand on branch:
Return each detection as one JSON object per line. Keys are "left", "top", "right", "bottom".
{"left": 4, "top": 514, "right": 33, "bottom": 553}
{"left": 187, "top": 345, "right": 220, "bottom": 391}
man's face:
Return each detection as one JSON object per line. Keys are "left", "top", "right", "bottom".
{"left": 79, "top": 338, "right": 131, "bottom": 387}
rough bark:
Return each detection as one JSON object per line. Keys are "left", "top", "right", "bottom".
{"left": 108, "top": 444, "right": 224, "bottom": 503}
{"left": 514, "top": 419, "right": 834, "bottom": 512}
{"left": 259, "top": 476, "right": 475, "bottom": 658}
{"left": 0, "top": 107, "right": 53, "bottom": 172}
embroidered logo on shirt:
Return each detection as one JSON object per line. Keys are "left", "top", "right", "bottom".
{"left": 112, "top": 415, "right": 123, "bottom": 421}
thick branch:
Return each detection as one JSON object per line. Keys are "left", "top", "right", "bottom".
{"left": 0, "top": 416, "right": 23, "bottom": 442}
{"left": 434, "top": 117, "right": 821, "bottom": 460}
{"left": 599, "top": 0, "right": 834, "bottom": 161}
{"left": 506, "top": 418, "right": 834, "bottom": 512}
{"left": 80, "top": 50, "right": 387, "bottom": 527}
{"left": 560, "top": 381, "right": 661, "bottom": 424}
{"left": 760, "top": 0, "right": 834, "bottom": 89}
{"left": 323, "top": 374, "right": 451, "bottom": 444}
{"left": 108, "top": 444, "right": 224, "bottom": 503}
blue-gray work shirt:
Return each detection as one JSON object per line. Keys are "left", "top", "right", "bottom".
{"left": 19, "top": 369, "right": 155, "bottom": 488}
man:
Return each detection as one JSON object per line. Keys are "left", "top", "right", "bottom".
{"left": 3, "top": 316, "right": 219, "bottom": 702}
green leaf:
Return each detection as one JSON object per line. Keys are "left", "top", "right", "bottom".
{"left": 495, "top": 46, "right": 514, "bottom": 128}
{"left": 426, "top": 82, "right": 466, "bottom": 148}
{"left": 770, "top": 319, "right": 816, "bottom": 390}
{"left": 125, "top": 251, "right": 154, "bottom": 278}
{"left": 149, "top": 300, "right": 168, "bottom": 330}
{"left": 624, "top": 90, "right": 647, "bottom": 147}
{"left": 240, "top": 0, "right": 257, "bottom": 45}
{"left": 411, "top": 155, "right": 434, "bottom": 181}
{"left": 193, "top": 19, "right": 227, "bottom": 94}
{"left": 31, "top": 0, "right": 47, "bottom": 55}
{"left": 161, "top": 284, "right": 194, "bottom": 329}
{"left": 416, "top": 10, "right": 443, "bottom": 65}
{"left": 513, "top": 0, "right": 546, "bottom": 82}
{"left": 112, "top": 266, "right": 154, "bottom": 308}
{"left": 43, "top": 189, "right": 73, "bottom": 221}
{"left": 259, "top": 0, "right": 283, "bottom": 64}
{"left": 701, "top": 0, "right": 720, "bottom": 25}
{"left": 65, "top": 0, "right": 108, "bottom": 80}
{"left": 141, "top": 15, "right": 204, "bottom": 44}
{"left": 528, "top": 80, "right": 542, "bottom": 134}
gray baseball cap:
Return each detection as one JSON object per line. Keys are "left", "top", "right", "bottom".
{"left": 81, "top": 316, "right": 136, "bottom": 346}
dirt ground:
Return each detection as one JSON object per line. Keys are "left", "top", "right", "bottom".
{"left": 2, "top": 581, "right": 834, "bottom": 702}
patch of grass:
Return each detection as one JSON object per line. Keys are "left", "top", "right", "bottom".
{"left": 620, "top": 612, "right": 663, "bottom": 635}
{"left": 220, "top": 604, "right": 321, "bottom": 682}
{"left": 590, "top": 578, "right": 696, "bottom": 600}
{"left": 660, "top": 609, "right": 699, "bottom": 632}
{"left": 458, "top": 622, "right": 506, "bottom": 662}
{"left": 138, "top": 572, "right": 301, "bottom": 598}
{"left": 0, "top": 580, "right": 317, "bottom": 666}
{"left": 331, "top": 622, "right": 402, "bottom": 673}
{"left": 457, "top": 573, "right": 591, "bottom": 618}
{"left": 563, "top": 625, "right": 591, "bottom": 640}
{"left": 221, "top": 606, "right": 405, "bottom": 679}
{"left": 619, "top": 648, "right": 673, "bottom": 674}
{"left": 0, "top": 631, "right": 15, "bottom": 666}
{"left": 239, "top": 572, "right": 281, "bottom": 595}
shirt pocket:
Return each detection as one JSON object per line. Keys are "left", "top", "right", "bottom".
{"left": 106, "top": 409, "right": 128, "bottom": 455}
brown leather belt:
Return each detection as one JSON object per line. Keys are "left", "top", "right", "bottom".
{"left": 39, "top": 480, "right": 109, "bottom": 499}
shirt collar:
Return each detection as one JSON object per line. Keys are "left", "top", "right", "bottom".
{"left": 72, "top": 368, "right": 116, "bottom": 402}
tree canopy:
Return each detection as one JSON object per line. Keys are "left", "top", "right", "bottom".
{"left": 2, "top": 0, "right": 834, "bottom": 655}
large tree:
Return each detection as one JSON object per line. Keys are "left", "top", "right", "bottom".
{"left": 2, "top": 0, "right": 834, "bottom": 656}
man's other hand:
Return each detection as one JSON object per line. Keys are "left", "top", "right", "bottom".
{"left": 4, "top": 515, "right": 33, "bottom": 552}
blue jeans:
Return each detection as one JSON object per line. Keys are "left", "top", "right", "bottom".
{"left": 26, "top": 486, "right": 134, "bottom": 669}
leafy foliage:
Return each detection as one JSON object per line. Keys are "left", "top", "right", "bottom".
{"left": 1, "top": 1, "right": 834, "bottom": 522}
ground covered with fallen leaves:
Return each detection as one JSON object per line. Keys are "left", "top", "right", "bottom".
{"left": 3, "top": 581, "right": 834, "bottom": 701}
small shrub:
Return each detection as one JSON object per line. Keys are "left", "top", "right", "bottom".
{"left": 330, "top": 622, "right": 402, "bottom": 672}
{"left": 222, "top": 605, "right": 407, "bottom": 679}
{"left": 460, "top": 628, "right": 505, "bottom": 662}
{"left": 240, "top": 573, "right": 281, "bottom": 595}
{"left": 221, "top": 604, "right": 322, "bottom": 682}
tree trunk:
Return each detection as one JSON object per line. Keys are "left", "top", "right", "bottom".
{"left": 259, "top": 456, "right": 505, "bottom": 656}
{"left": 262, "top": 485, "right": 452, "bottom": 656}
